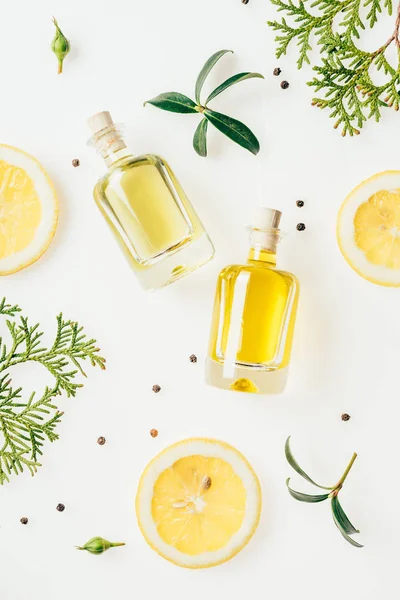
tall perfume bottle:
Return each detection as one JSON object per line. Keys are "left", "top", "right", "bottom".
{"left": 206, "top": 208, "right": 299, "bottom": 394}
{"left": 87, "top": 112, "right": 214, "bottom": 291}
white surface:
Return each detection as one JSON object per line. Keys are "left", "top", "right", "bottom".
{"left": 0, "top": 1, "right": 399, "bottom": 599}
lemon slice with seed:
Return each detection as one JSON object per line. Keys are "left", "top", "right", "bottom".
{"left": 136, "top": 438, "right": 262, "bottom": 569}
{"left": 337, "top": 171, "right": 400, "bottom": 286}
{"left": 0, "top": 145, "right": 58, "bottom": 275}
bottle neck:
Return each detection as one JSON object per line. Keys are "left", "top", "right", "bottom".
{"left": 247, "top": 246, "right": 277, "bottom": 266}
{"left": 88, "top": 124, "right": 132, "bottom": 168}
{"left": 247, "top": 228, "right": 280, "bottom": 267}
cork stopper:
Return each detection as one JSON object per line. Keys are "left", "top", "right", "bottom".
{"left": 249, "top": 207, "right": 282, "bottom": 252}
{"left": 87, "top": 111, "right": 115, "bottom": 134}
{"left": 251, "top": 207, "right": 282, "bottom": 231}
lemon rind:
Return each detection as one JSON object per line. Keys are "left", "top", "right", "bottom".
{"left": 0, "top": 144, "right": 58, "bottom": 275}
{"left": 337, "top": 170, "right": 400, "bottom": 286}
{"left": 135, "top": 437, "right": 262, "bottom": 569}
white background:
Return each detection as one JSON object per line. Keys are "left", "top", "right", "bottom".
{"left": 0, "top": 0, "right": 399, "bottom": 598}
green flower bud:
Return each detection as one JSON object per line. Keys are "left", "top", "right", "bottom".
{"left": 76, "top": 536, "right": 125, "bottom": 555}
{"left": 51, "top": 17, "right": 70, "bottom": 74}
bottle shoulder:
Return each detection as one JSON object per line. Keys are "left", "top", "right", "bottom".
{"left": 274, "top": 269, "right": 299, "bottom": 285}
{"left": 94, "top": 153, "right": 171, "bottom": 191}
{"left": 218, "top": 263, "right": 298, "bottom": 284}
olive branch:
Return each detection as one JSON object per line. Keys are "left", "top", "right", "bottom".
{"left": 268, "top": 0, "right": 400, "bottom": 136}
{"left": 0, "top": 298, "right": 105, "bottom": 484}
{"left": 144, "top": 49, "right": 264, "bottom": 156}
{"left": 286, "top": 437, "right": 363, "bottom": 547}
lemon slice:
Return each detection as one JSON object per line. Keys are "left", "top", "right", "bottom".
{"left": 337, "top": 170, "right": 400, "bottom": 286}
{"left": 0, "top": 144, "right": 58, "bottom": 275}
{"left": 136, "top": 438, "right": 262, "bottom": 569}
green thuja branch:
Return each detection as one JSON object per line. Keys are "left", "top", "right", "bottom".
{"left": 268, "top": 0, "right": 400, "bottom": 135}
{"left": 0, "top": 298, "right": 106, "bottom": 484}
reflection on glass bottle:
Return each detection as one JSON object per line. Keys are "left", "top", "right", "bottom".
{"left": 87, "top": 111, "right": 214, "bottom": 291}
{"left": 206, "top": 208, "right": 299, "bottom": 394}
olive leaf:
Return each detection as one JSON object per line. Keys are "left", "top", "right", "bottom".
{"left": 205, "top": 72, "right": 265, "bottom": 104}
{"left": 331, "top": 496, "right": 359, "bottom": 535}
{"left": 204, "top": 109, "right": 260, "bottom": 155}
{"left": 195, "top": 49, "right": 233, "bottom": 105}
{"left": 144, "top": 49, "right": 264, "bottom": 157}
{"left": 285, "top": 437, "right": 363, "bottom": 548}
{"left": 144, "top": 92, "right": 199, "bottom": 114}
{"left": 193, "top": 118, "right": 208, "bottom": 157}
{"left": 286, "top": 479, "right": 329, "bottom": 503}
{"left": 331, "top": 496, "right": 363, "bottom": 548}
{"left": 285, "top": 436, "right": 332, "bottom": 490}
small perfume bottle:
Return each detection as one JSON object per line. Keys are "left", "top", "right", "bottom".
{"left": 206, "top": 208, "right": 299, "bottom": 394}
{"left": 87, "top": 112, "right": 214, "bottom": 291}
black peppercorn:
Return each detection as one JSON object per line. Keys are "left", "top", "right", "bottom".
{"left": 152, "top": 384, "right": 161, "bottom": 393}
{"left": 273, "top": 67, "right": 281, "bottom": 76}
{"left": 97, "top": 436, "right": 106, "bottom": 445}
{"left": 296, "top": 200, "right": 304, "bottom": 208}
{"left": 56, "top": 503, "right": 65, "bottom": 512}
{"left": 341, "top": 413, "right": 351, "bottom": 421}
{"left": 296, "top": 223, "right": 306, "bottom": 231}
{"left": 189, "top": 354, "right": 197, "bottom": 363}
{"left": 20, "top": 517, "right": 28, "bottom": 525}
{"left": 72, "top": 159, "right": 80, "bottom": 167}
{"left": 281, "top": 80, "right": 290, "bottom": 89}
{"left": 242, "top": 0, "right": 249, "bottom": 4}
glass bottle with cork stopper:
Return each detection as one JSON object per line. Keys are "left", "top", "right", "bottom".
{"left": 206, "top": 207, "right": 299, "bottom": 394}
{"left": 87, "top": 111, "right": 215, "bottom": 291}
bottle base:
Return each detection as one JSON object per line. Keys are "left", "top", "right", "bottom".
{"left": 137, "top": 233, "right": 215, "bottom": 292}
{"left": 205, "top": 358, "right": 288, "bottom": 395}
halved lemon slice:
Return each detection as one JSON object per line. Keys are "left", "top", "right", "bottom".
{"left": 136, "top": 438, "right": 262, "bottom": 569}
{"left": 337, "top": 170, "right": 400, "bottom": 286}
{"left": 0, "top": 144, "right": 58, "bottom": 275}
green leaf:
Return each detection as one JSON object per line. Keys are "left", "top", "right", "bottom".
{"left": 205, "top": 72, "right": 264, "bottom": 105}
{"left": 331, "top": 496, "right": 363, "bottom": 548}
{"left": 193, "top": 118, "right": 208, "bottom": 157}
{"left": 144, "top": 92, "right": 199, "bottom": 114}
{"left": 204, "top": 109, "right": 260, "bottom": 155}
{"left": 331, "top": 495, "right": 360, "bottom": 535}
{"left": 286, "top": 479, "right": 329, "bottom": 503}
{"left": 195, "top": 50, "right": 233, "bottom": 105}
{"left": 285, "top": 437, "right": 332, "bottom": 490}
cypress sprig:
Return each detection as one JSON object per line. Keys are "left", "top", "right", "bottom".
{"left": 268, "top": 0, "right": 400, "bottom": 135}
{"left": 0, "top": 298, "right": 106, "bottom": 484}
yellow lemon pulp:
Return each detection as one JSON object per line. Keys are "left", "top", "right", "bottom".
{"left": 354, "top": 190, "right": 400, "bottom": 269}
{"left": 152, "top": 455, "right": 246, "bottom": 555}
{"left": 136, "top": 438, "right": 261, "bottom": 568}
{"left": 0, "top": 144, "right": 58, "bottom": 275}
{"left": 0, "top": 160, "right": 42, "bottom": 258}
{"left": 337, "top": 171, "right": 400, "bottom": 286}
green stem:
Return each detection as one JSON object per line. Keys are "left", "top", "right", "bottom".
{"left": 110, "top": 542, "right": 125, "bottom": 547}
{"left": 336, "top": 452, "right": 357, "bottom": 489}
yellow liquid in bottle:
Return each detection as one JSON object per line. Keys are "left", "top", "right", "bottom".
{"left": 206, "top": 248, "right": 299, "bottom": 394}
{"left": 94, "top": 154, "right": 214, "bottom": 290}
{"left": 98, "top": 158, "right": 191, "bottom": 261}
